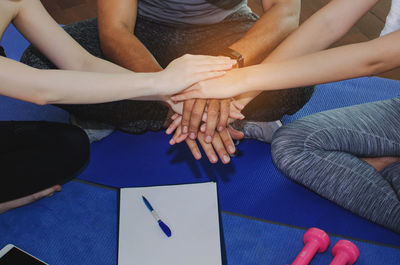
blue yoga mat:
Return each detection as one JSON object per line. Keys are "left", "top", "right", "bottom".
{"left": 1, "top": 23, "right": 400, "bottom": 247}
{"left": 0, "top": 181, "right": 399, "bottom": 265}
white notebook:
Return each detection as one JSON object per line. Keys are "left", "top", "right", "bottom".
{"left": 118, "top": 182, "right": 223, "bottom": 265}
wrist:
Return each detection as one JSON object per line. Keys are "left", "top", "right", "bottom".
{"left": 219, "top": 47, "right": 244, "bottom": 68}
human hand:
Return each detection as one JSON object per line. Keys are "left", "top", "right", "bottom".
{"left": 166, "top": 115, "right": 243, "bottom": 164}
{"left": 155, "top": 54, "right": 236, "bottom": 96}
{"left": 180, "top": 99, "right": 245, "bottom": 143}
{"left": 164, "top": 98, "right": 184, "bottom": 116}
{"left": 171, "top": 67, "right": 248, "bottom": 101}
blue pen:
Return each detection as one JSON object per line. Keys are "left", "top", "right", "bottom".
{"left": 142, "top": 196, "right": 172, "bottom": 237}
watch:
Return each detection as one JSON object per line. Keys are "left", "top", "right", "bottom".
{"left": 219, "top": 47, "right": 244, "bottom": 68}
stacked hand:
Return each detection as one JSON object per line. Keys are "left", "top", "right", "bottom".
{"left": 158, "top": 54, "right": 245, "bottom": 164}
{"left": 170, "top": 67, "right": 247, "bottom": 101}
{"left": 156, "top": 54, "right": 237, "bottom": 96}
{"left": 166, "top": 98, "right": 245, "bottom": 164}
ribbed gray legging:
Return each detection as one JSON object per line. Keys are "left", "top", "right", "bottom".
{"left": 271, "top": 97, "right": 400, "bottom": 233}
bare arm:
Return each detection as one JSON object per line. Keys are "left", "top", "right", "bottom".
{"left": 230, "top": 0, "right": 300, "bottom": 108}
{"left": 98, "top": 0, "right": 162, "bottom": 72}
{"left": 233, "top": 0, "right": 381, "bottom": 105}
{"left": 0, "top": 0, "right": 232, "bottom": 105}
{"left": 172, "top": 30, "right": 400, "bottom": 100}
{"left": 265, "top": 0, "right": 381, "bottom": 62}
{"left": 230, "top": 0, "right": 301, "bottom": 66}
{"left": 0, "top": 55, "right": 158, "bottom": 105}
{"left": 14, "top": 0, "right": 130, "bottom": 74}
{"left": 245, "top": 31, "right": 400, "bottom": 92}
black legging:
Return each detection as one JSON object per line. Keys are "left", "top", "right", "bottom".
{"left": 0, "top": 121, "right": 90, "bottom": 203}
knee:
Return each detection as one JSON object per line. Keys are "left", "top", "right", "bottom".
{"left": 63, "top": 125, "right": 90, "bottom": 167}
{"left": 50, "top": 123, "right": 90, "bottom": 169}
{"left": 271, "top": 121, "right": 319, "bottom": 180}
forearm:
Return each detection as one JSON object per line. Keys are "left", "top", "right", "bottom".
{"left": 234, "top": 0, "right": 380, "bottom": 106}
{"left": 242, "top": 33, "right": 400, "bottom": 93}
{"left": 265, "top": 0, "right": 380, "bottom": 63}
{"left": 230, "top": 0, "right": 300, "bottom": 66}
{"left": 0, "top": 57, "right": 160, "bottom": 105}
{"left": 100, "top": 28, "right": 162, "bottom": 72}
{"left": 81, "top": 54, "right": 132, "bottom": 74}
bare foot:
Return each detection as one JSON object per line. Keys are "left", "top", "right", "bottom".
{"left": 361, "top": 156, "right": 400, "bottom": 171}
{"left": 0, "top": 185, "right": 62, "bottom": 214}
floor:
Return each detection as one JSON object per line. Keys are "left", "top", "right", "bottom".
{"left": 40, "top": 0, "right": 399, "bottom": 80}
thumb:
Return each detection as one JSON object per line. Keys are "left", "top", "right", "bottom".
{"left": 228, "top": 126, "right": 244, "bottom": 140}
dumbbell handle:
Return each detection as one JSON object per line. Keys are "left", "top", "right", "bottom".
{"left": 292, "top": 240, "right": 320, "bottom": 265}
{"left": 330, "top": 252, "right": 350, "bottom": 265}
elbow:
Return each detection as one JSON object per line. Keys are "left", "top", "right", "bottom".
{"left": 99, "top": 26, "right": 125, "bottom": 60}
{"left": 361, "top": 41, "right": 395, "bottom": 76}
{"left": 99, "top": 32, "right": 113, "bottom": 59}
{"left": 31, "top": 91, "right": 59, "bottom": 106}
{"left": 364, "top": 60, "right": 389, "bottom": 76}
{"left": 31, "top": 93, "right": 50, "bottom": 106}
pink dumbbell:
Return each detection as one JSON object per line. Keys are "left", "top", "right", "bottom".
{"left": 291, "top": 227, "right": 330, "bottom": 265}
{"left": 329, "top": 240, "right": 359, "bottom": 265}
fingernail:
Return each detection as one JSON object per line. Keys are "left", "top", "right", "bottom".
{"left": 166, "top": 128, "right": 171, "bottom": 134}
{"left": 183, "top": 126, "right": 188, "bottom": 133}
{"left": 169, "top": 139, "right": 175, "bottom": 145}
{"left": 190, "top": 132, "right": 196, "bottom": 139}
{"left": 239, "top": 114, "right": 245, "bottom": 120}
{"left": 206, "top": 136, "right": 212, "bottom": 143}
{"left": 229, "top": 145, "right": 235, "bottom": 154}
{"left": 195, "top": 152, "right": 201, "bottom": 160}
{"left": 224, "top": 155, "right": 230, "bottom": 163}
{"left": 200, "top": 125, "right": 206, "bottom": 132}
{"left": 218, "top": 126, "right": 224, "bottom": 132}
{"left": 212, "top": 155, "right": 218, "bottom": 163}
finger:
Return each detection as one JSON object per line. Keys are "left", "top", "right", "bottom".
{"left": 219, "top": 129, "right": 236, "bottom": 155}
{"left": 229, "top": 111, "right": 245, "bottom": 120}
{"left": 201, "top": 112, "right": 207, "bottom": 123}
{"left": 181, "top": 100, "right": 195, "bottom": 134}
{"left": 211, "top": 132, "right": 231, "bottom": 164}
{"left": 171, "top": 113, "right": 179, "bottom": 120}
{"left": 166, "top": 115, "right": 182, "bottom": 135}
{"left": 232, "top": 101, "right": 245, "bottom": 111}
{"left": 218, "top": 99, "right": 230, "bottom": 132}
{"left": 189, "top": 99, "right": 207, "bottom": 140}
{"left": 228, "top": 126, "right": 244, "bottom": 140}
{"left": 200, "top": 123, "right": 206, "bottom": 132}
{"left": 198, "top": 133, "right": 218, "bottom": 163}
{"left": 205, "top": 99, "right": 220, "bottom": 143}
{"left": 185, "top": 138, "right": 202, "bottom": 160}
{"left": 174, "top": 125, "right": 188, "bottom": 144}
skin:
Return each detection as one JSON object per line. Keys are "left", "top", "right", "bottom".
{"left": 98, "top": 0, "right": 248, "bottom": 162}
{"left": 0, "top": 0, "right": 231, "bottom": 212}
{"left": 171, "top": 0, "right": 400, "bottom": 169}
{"left": 166, "top": 0, "right": 302, "bottom": 160}
{"left": 173, "top": 0, "right": 400, "bottom": 101}
{"left": 178, "top": 0, "right": 302, "bottom": 144}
